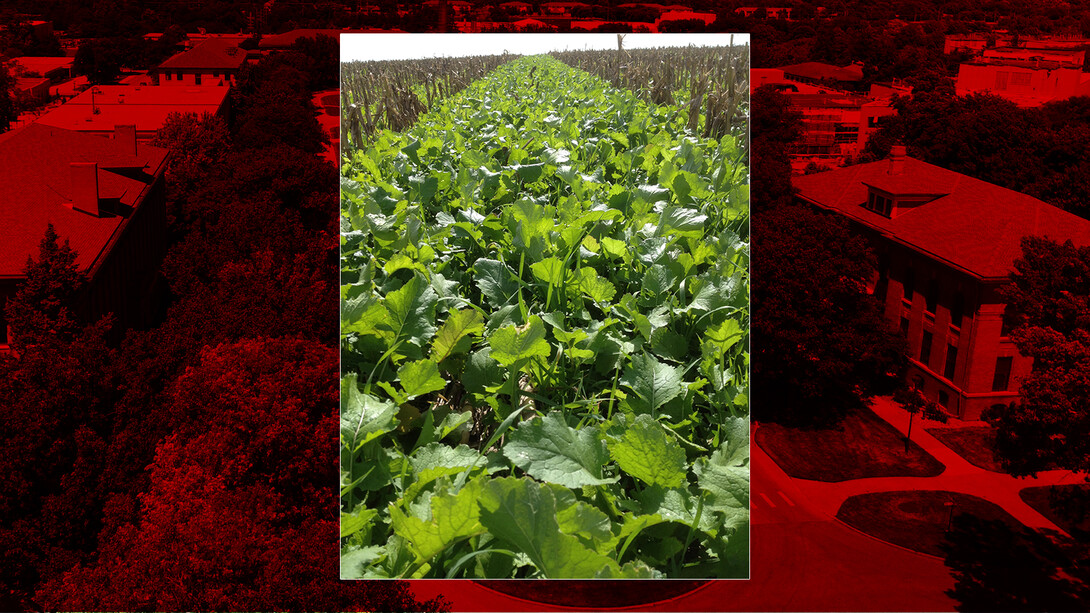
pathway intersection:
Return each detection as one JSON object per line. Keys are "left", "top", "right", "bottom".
{"left": 758, "top": 395, "right": 1082, "bottom": 542}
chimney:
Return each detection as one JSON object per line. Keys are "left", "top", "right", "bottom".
{"left": 888, "top": 144, "right": 906, "bottom": 176}
{"left": 70, "top": 162, "right": 100, "bottom": 216}
{"left": 114, "top": 124, "right": 137, "bottom": 156}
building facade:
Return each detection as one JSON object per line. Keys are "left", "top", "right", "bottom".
{"left": 955, "top": 58, "right": 1090, "bottom": 106}
{"left": 154, "top": 37, "right": 247, "bottom": 86}
{"left": 0, "top": 124, "right": 169, "bottom": 350}
{"left": 793, "top": 148, "right": 1090, "bottom": 419}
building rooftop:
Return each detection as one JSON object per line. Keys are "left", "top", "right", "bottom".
{"left": 258, "top": 28, "right": 375, "bottom": 48}
{"left": 779, "top": 61, "right": 864, "bottom": 82}
{"left": 787, "top": 93, "right": 874, "bottom": 108}
{"left": 14, "top": 77, "right": 50, "bottom": 92}
{"left": 9, "top": 56, "right": 74, "bottom": 76}
{"left": 35, "top": 85, "right": 229, "bottom": 136}
{"left": 0, "top": 123, "right": 168, "bottom": 277}
{"left": 792, "top": 156, "right": 1090, "bottom": 279}
{"left": 159, "top": 37, "right": 246, "bottom": 71}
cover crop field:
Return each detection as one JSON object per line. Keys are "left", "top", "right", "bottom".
{"left": 340, "top": 50, "right": 750, "bottom": 579}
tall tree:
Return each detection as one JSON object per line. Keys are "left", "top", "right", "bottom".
{"left": 0, "top": 60, "right": 16, "bottom": 133}
{"left": 0, "top": 226, "right": 118, "bottom": 605}
{"left": 752, "top": 203, "right": 905, "bottom": 425}
{"left": 988, "top": 236, "right": 1090, "bottom": 477}
{"left": 5, "top": 225, "right": 89, "bottom": 349}
{"left": 750, "top": 86, "right": 802, "bottom": 210}
{"left": 35, "top": 338, "right": 446, "bottom": 613}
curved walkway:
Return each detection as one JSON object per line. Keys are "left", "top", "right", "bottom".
{"left": 759, "top": 396, "right": 1083, "bottom": 538}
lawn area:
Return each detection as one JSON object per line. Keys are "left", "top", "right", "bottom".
{"left": 837, "top": 491, "right": 1026, "bottom": 557}
{"left": 756, "top": 408, "right": 945, "bottom": 482}
{"left": 925, "top": 425, "right": 1006, "bottom": 473}
{"left": 1020, "top": 484, "right": 1090, "bottom": 540}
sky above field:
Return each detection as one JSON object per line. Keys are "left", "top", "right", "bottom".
{"left": 341, "top": 33, "right": 750, "bottom": 62}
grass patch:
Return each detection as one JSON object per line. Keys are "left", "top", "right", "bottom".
{"left": 837, "top": 491, "right": 1026, "bottom": 557}
{"left": 757, "top": 408, "right": 944, "bottom": 482}
{"left": 925, "top": 425, "right": 1006, "bottom": 473}
{"left": 1020, "top": 484, "right": 1090, "bottom": 541}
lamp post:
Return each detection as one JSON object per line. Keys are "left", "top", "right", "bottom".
{"left": 944, "top": 500, "right": 956, "bottom": 532}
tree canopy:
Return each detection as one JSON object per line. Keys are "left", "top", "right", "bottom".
{"left": 987, "top": 237, "right": 1090, "bottom": 477}
{"left": 752, "top": 203, "right": 905, "bottom": 425}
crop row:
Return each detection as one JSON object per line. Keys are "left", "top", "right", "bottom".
{"left": 340, "top": 54, "right": 749, "bottom": 579}
{"left": 551, "top": 38, "right": 750, "bottom": 140}
{"left": 340, "top": 54, "right": 512, "bottom": 144}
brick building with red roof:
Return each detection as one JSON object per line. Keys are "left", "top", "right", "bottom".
{"left": 0, "top": 123, "right": 169, "bottom": 350}
{"left": 793, "top": 147, "right": 1090, "bottom": 419}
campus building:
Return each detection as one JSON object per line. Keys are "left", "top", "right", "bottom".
{"left": 786, "top": 93, "right": 897, "bottom": 170}
{"left": 955, "top": 54, "right": 1090, "bottom": 106}
{"left": 34, "top": 84, "right": 231, "bottom": 142}
{"left": 154, "top": 37, "right": 247, "bottom": 86}
{"left": 0, "top": 124, "right": 169, "bottom": 350}
{"left": 793, "top": 147, "right": 1090, "bottom": 420}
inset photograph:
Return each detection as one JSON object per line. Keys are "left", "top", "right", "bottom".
{"left": 339, "top": 33, "right": 750, "bottom": 579}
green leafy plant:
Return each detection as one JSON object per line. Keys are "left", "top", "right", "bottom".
{"left": 340, "top": 53, "right": 749, "bottom": 579}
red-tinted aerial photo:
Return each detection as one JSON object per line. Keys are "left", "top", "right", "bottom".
{"left": 1, "top": 0, "right": 1089, "bottom": 611}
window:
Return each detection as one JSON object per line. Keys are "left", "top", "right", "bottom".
{"left": 900, "top": 316, "right": 910, "bottom": 337}
{"left": 920, "top": 330, "right": 933, "bottom": 366}
{"left": 195, "top": 73, "right": 202, "bottom": 85}
{"left": 951, "top": 292, "right": 964, "bottom": 328}
{"left": 903, "top": 267, "right": 916, "bottom": 304}
{"left": 992, "top": 356, "right": 1013, "bottom": 391}
{"left": 834, "top": 124, "right": 859, "bottom": 144}
{"left": 995, "top": 70, "right": 1010, "bottom": 90}
{"left": 865, "top": 192, "right": 893, "bottom": 217}
{"left": 1011, "top": 72, "right": 1031, "bottom": 88}
{"left": 926, "top": 278, "right": 938, "bottom": 314}
{"left": 165, "top": 72, "right": 171, "bottom": 81}
{"left": 944, "top": 344, "right": 958, "bottom": 380}
{"left": 938, "top": 390, "right": 949, "bottom": 408}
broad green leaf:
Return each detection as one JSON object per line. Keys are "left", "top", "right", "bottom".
{"left": 609, "top": 414, "right": 687, "bottom": 488}
{"left": 379, "top": 275, "right": 438, "bottom": 347}
{"left": 557, "top": 502, "right": 616, "bottom": 553}
{"left": 397, "top": 359, "right": 446, "bottom": 400}
{"left": 656, "top": 206, "right": 707, "bottom": 238}
{"left": 340, "top": 374, "right": 398, "bottom": 452}
{"left": 620, "top": 353, "right": 683, "bottom": 415}
{"left": 695, "top": 431, "right": 750, "bottom": 532}
{"left": 577, "top": 267, "right": 617, "bottom": 304}
{"left": 600, "top": 236, "right": 628, "bottom": 260}
{"left": 686, "top": 275, "right": 746, "bottom": 314}
{"left": 390, "top": 478, "right": 485, "bottom": 561}
{"left": 639, "top": 486, "right": 718, "bottom": 533}
{"left": 704, "top": 318, "right": 744, "bottom": 357}
{"left": 411, "top": 442, "right": 481, "bottom": 473}
{"left": 477, "top": 477, "right": 622, "bottom": 578}
{"left": 342, "top": 294, "right": 385, "bottom": 337}
{"left": 341, "top": 507, "right": 378, "bottom": 539}
{"left": 462, "top": 348, "right": 505, "bottom": 393}
{"left": 503, "top": 413, "right": 616, "bottom": 488}
{"left": 431, "top": 309, "right": 484, "bottom": 363}
{"left": 530, "top": 256, "right": 566, "bottom": 288}
{"left": 437, "top": 410, "right": 472, "bottom": 441}
{"left": 635, "top": 183, "right": 670, "bottom": 203}
{"left": 341, "top": 545, "right": 386, "bottom": 579}
{"left": 641, "top": 263, "right": 678, "bottom": 299}
{"left": 474, "top": 258, "right": 520, "bottom": 307}
{"left": 489, "top": 315, "right": 550, "bottom": 367}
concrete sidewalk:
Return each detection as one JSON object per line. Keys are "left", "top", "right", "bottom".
{"left": 758, "top": 396, "right": 1083, "bottom": 537}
